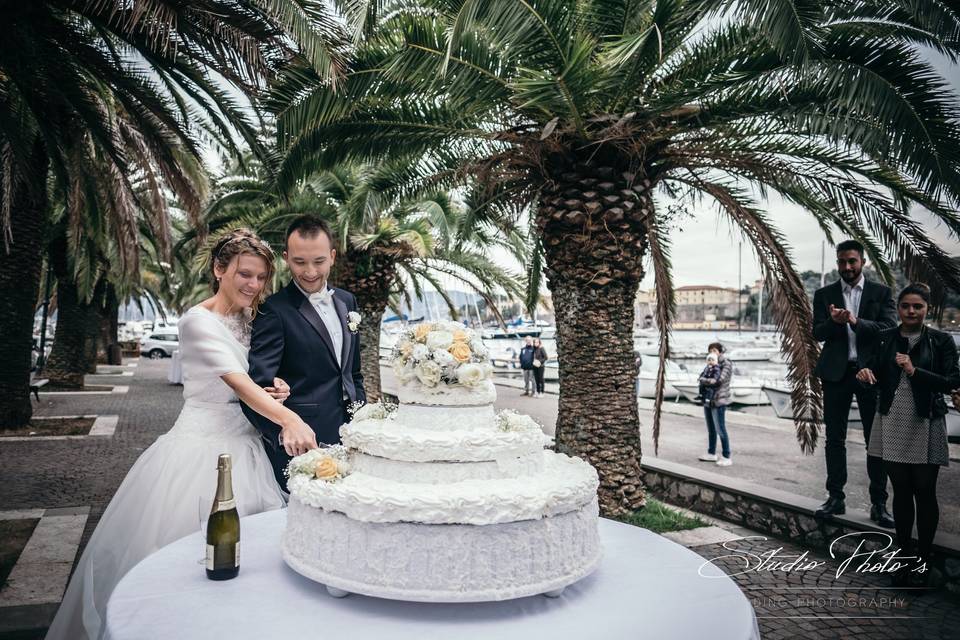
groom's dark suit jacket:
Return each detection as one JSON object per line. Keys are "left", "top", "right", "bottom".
{"left": 242, "top": 281, "right": 365, "bottom": 488}
{"left": 812, "top": 279, "right": 897, "bottom": 382}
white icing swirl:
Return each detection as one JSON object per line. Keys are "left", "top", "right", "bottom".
{"left": 341, "top": 417, "right": 550, "bottom": 462}
{"left": 287, "top": 452, "right": 599, "bottom": 525}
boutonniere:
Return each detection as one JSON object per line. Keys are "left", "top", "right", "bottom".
{"left": 347, "top": 311, "right": 362, "bottom": 333}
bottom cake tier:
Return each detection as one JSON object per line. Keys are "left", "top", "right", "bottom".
{"left": 282, "top": 495, "right": 602, "bottom": 602}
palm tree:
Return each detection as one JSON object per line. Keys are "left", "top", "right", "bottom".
{"left": 201, "top": 153, "right": 526, "bottom": 398}
{"left": 271, "top": 1, "right": 960, "bottom": 516}
{"left": 0, "top": 1, "right": 347, "bottom": 424}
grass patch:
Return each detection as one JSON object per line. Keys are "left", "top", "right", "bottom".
{"left": 619, "top": 498, "right": 707, "bottom": 534}
{"left": 0, "top": 417, "right": 95, "bottom": 437}
{"left": 0, "top": 519, "right": 39, "bottom": 587}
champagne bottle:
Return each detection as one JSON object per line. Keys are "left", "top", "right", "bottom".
{"left": 206, "top": 454, "right": 240, "bottom": 580}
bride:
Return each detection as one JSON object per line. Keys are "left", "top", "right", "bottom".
{"left": 46, "top": 229, "right": 320, "bottom": 640}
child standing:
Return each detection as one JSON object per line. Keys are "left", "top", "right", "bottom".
{"left": 695, "top": 353, "right": 720, "bottom": 405}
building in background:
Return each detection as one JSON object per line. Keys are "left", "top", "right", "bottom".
{"left": 636, "top": 286, "right": 750, "bottom": 329}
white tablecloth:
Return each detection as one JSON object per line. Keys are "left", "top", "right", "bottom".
{"left": 166, "top": 350, "right": 182, "bottom": 384}
{"left": 105, "top": 510, "right": 760, "bottom": 640}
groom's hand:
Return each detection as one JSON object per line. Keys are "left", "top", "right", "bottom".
{"left": 264, "top": 377, "right": 290, "bottom": 403}
{"left": 279, "top": 417, "right": 318, "bottom": 457}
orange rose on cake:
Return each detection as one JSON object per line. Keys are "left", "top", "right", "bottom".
{"left": 448, "top": 342, "right": 472, "bottom": 363}
{"left": 414, "top": 323, "right": 434, "bottom": 342}
{"left": 314, "top": 457, "right": 340, "bottom": 480}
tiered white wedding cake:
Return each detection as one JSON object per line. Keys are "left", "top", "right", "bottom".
{"left": 281, "top": 322, "right": 601, "bottom": 602}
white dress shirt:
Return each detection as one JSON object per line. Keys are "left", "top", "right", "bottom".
{"left": 841, "top": 275, "right": 864, "bottom": 362}
{"left": 295, "top": 282, "right": 343, "bottom": 367}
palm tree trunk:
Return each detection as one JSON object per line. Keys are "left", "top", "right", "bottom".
{"left": 0, "top": 139, "right": 48, "bottom": 429}
{"left": 97, "top": 283, "right": 120, "bottom": 365}
{"left": 45, "top": 281, "right": 95, "bottom": 387}
{"left": 538, "top": 159, "right": 650, "bottom": 517}
{"left": 84, "top": 278, "right": 107, "bottom": 373}
{"left": 45, "top": 239, "right": 101, "bottom": 388}
{"left": 355, "top": 296, "right": 387, "bottom": 402}
{"left": 332, "top": 252, "right": 397, "bottom": 402}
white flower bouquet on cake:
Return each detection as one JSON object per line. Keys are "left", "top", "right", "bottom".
{"left": 391, "top": 322, "right": 492, "bottom": 389}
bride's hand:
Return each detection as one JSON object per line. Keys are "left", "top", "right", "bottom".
{"left": 279, "top": 416, "right": 317, "bottom": 457}
{"left": 264, "top": 377, "right": 290, "bottom": 403}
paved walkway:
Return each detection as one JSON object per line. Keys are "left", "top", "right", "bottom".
{"left": 0, "top": 360, "right": 956, "bottom": 639}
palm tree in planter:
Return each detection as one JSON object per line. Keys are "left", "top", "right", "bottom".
{"left": 200, "top": 154, "right": 526, "bottom": 399}
{"left": 0, "top": 0, "right": 347, "bottom": 422}
{"left": 273, "top": 1, "right": 960, "bottom": 516}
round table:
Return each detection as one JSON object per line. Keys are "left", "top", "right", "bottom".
{"left": 105, "top": 510, "right": 760, "bottom": 640}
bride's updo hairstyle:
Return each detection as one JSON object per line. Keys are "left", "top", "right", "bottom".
{"left": 208, "top": 228, "right": 275, "bottom": 309}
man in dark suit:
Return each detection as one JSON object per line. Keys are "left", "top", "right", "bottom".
{"left": 812, "top": 240, "right": 896, "bottom": 526}
{"left": 242, "top": 215, "right": 365, "bottom": 490}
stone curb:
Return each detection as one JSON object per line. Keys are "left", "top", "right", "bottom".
{"left": 0, "top": 415, "right": 119, "bottom": 442}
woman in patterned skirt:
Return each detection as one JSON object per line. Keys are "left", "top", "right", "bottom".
{"left": 856, "top": 283, "right": 958, "bottom": 587}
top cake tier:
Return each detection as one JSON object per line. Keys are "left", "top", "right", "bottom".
{"left": 395, "top": 378, "right": 496, "bottom": 407}
{"left": 389, "top": 322, "right": 496, "bottom": 403}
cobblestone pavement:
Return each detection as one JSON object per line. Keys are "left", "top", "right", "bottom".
{"left": 1, "top": 360, "right": 957, "bottom": 639}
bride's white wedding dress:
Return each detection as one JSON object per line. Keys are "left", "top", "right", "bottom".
{"left": 45, "top": 306, "right": 285, "bottom": 640}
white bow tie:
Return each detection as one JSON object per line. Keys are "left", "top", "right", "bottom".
{"left": 308, "top": 288, "right": 333, "bottom": 305}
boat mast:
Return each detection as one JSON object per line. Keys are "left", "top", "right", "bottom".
{"left": 757, "top": 279, "right": 763, "bottom": 333}
{"left": 737, "top": 242, "right": 742, "bottom": 335}
{"left": 820, "top": 240, "right": 826, "bottom": 288}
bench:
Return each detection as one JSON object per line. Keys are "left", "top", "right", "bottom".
{"left": 29, "top": 378, "right": 49, "bottom": 401}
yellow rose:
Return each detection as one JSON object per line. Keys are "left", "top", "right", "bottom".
{"left": 452, "top": 330, "right": 468, "bottom": 343}
{"left": 314, "top": 457, "right": 340, "bottom": 480}
{"left": 448, "top": 341, "right": 472, "bottom": 363}
{"left": 414, "top": 323, "right": 434, "bottom": 342}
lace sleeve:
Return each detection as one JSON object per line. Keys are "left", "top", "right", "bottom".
{"left": 178, "top": 311, "right": 247, "bottom": 378}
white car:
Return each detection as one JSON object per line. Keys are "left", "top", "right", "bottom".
{"left": 140, "top": 331, "right": 179, "bottom": 359}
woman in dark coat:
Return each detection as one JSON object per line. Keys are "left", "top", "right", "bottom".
{"left": 856, "top": 283, "right": 958, "bottom": 586}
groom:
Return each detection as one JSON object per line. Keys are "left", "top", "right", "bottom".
{"left": 242, "top": 215, "right": 365, "bottom": 490}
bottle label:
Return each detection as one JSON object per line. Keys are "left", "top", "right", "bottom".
{"left": 213, "top": 498, "right": 236, "bottom": 510}
{"left": 206, "top": 543, "right": 240, "bottom": 570}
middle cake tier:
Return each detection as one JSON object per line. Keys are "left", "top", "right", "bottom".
{"left": 341, "top": 413, "right": 550, "bottom": 462}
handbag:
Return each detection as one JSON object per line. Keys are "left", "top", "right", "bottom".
{"left": 533, "top": 359, "right": 542, "bottom": 368}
